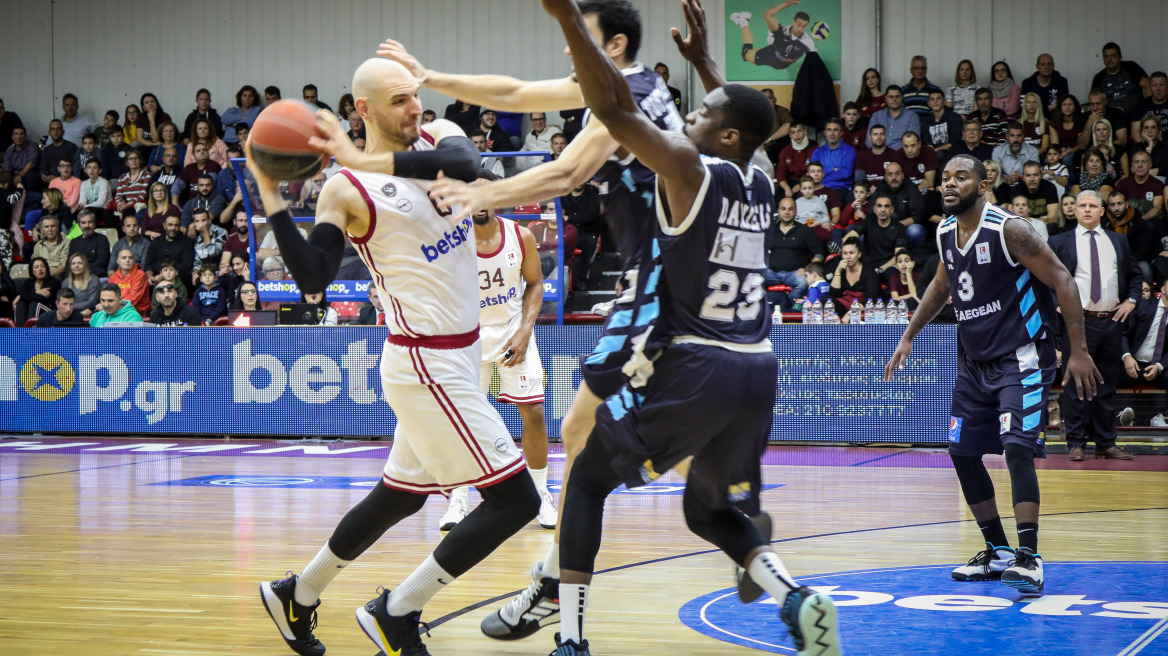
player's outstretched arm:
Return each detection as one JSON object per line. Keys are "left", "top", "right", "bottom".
{"left": 672, "top": 0, "right": 726, "bottom": 93}
{"left": 503, "top": 226, "right": 545, "bottom": 368}
{"left": 377, "top": 39, "right": 585, "bottom": 113}
{"left": 1003, "top": 217, "right": 1102, "bottom": 399}
{"left": 544, "top": 0, "right": 705, "bottom": 223}
{"left": 245, "top": 143, "right": 349, "bottom": 295}
{"left": 307, "top": 115, "right": 479, "bottom": 183}
{"left": 885, "top": 259, "right": 950, "bottom": 381}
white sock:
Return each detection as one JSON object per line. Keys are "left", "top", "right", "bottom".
{"left": 542, "top": 542, "right": 561, "bottom": 578}
{"left": 558, "top": 582, "right": 589, "bottom": 644}
{"left": 529, "top": 467, "right": 549, "bottom": 496}
{"left": 295, "top": 542, "right": 352, "bottom": 606}
{"left": 387, "top": 554, "right": 454, "bottom": 616}
{"left": 449, "top": 486, "right": 470, "bottom": 503}
{"left": 747, "top": 551, "right": 799, "bottom": 607}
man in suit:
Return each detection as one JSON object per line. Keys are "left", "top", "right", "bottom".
{"left": 1120, "top": 278, "right": 1168, "bottom": 431}
{"left": 353, "top": 284, "right": 384, "bottom": 326}
{"left": 1049, "top": 190, "right": 1140, "bottom": 461}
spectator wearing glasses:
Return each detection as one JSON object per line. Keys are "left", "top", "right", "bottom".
{"left": 517, "top": 113, "right": 563, "bottom": 172}
{"left": 231, "top": 280, "right": 263, "bottom": 312}
{"left": 261, "top": 255, "right": 291, "bottom": 281}
{"left": 149, "top": 280, "right": 202, "bottom": 326}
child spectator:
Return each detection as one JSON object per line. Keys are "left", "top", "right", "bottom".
{"left": 73, "top": 133, "right": 100, "bottom": 173}
{"left": 78, "top": 160, "right": 112, "bottom": 225}
{"left": 151, "top": 259, "right": 188, "bottom": 310}
{"left": 1041, "top": 146, "right": 1069, "bottom": 190}
{"left": 795, "top": 176, "right": 831, "bottom": 232}
{"left": 96, "top": 110, "right": 121, "bottom": 149}
{"left": 836, "top": 180, "right": 870, "bottom": 244}
{"left": 803, "top": 262, "right": 830, "bottom": 305}
{"left": 99, "top": 129, "right": 132, "bottom": 179}
{"left": 190, "top": 263, "right": 227, "bottom": 324}
{"left": 888, "top": 249, "right": 920, "bottom": 310}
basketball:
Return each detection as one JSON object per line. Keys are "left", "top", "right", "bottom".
{"left": 248, "top": 99, "right": 327, "bottom": 181}
{"left": 810, "top": 21, "right": 830, "bottom": 40}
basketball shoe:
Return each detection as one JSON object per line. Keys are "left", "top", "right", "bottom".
{"left": 481, "top": 561, "right": 560, "bottom": 639}
{"left": 779, "top": 587, "right": 842, "bottom": 656}
{"left": 259, "top": 573, "right": 326, "bottom": 656}
{"left": 355, "top": 589, "right": 432, "bottom": 656}
{"left": 549, "top": 632, "right": 591, "bottom": 656}
{"left": 736, "top": 512, "right": 774, "bottom": 602}
{"left": 1001, "top": 547, "right": 1044, "bottom": 595}
{"left": 951, "top": 545, "right": 1014, "bottom": 581}
{"left": 537, "top": 490, "right": 558, "bottom": 529}
{"left": 439, "top": 488, "right": 469, "bottom": 531}
{"left": 729, "top": 11, "right": 752, "bottom": 27}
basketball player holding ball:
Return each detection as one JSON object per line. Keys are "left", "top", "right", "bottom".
{"left": 254, "top": 58, "right": 542, "bottom": 656}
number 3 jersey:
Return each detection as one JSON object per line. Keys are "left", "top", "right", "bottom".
{"left": 937, "top": 202, "right": 1055, "bottom": 361}
{"left": 637, "top": 156, "right": 776, "bottom": 360}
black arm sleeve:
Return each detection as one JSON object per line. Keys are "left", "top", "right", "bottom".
{"left": 392, "top": 136, "right": 480, "bottom": 183}
{"left": 268, "top": 210, "right": 346, "bottom": 294}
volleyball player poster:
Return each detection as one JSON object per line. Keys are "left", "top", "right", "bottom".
{"left": 724, "top": 0, "right": 841, "bottom": 82}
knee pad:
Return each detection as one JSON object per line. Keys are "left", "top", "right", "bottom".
{"left": 1003, "top": 443, "right": 1040, "bottom": 506}
{"left": 682, "top": 485, "right": 764, "bottom": 566}
{"left": 479, "top": 469, "right": 541, "bottom": 522}
{"left": 950, "top": 453, "right": 996, "bottom": 506}
{"left": 329, "top": 483, "right": 427, "bottom": 561}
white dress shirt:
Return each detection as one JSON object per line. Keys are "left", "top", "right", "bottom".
{"left": 1131, "top": 301, "right": 1168, "bottom": 364}
{"left": 1073, "top": 224, "right": 1119, "bottom": 311}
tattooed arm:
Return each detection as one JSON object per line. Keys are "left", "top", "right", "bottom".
{"left": 884, "top": 259, "right": 950, "bottom": 380}
{"left": 1003, "top": 217, "right": 1102, "bottom": 398}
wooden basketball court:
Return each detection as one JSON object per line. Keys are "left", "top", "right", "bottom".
{"left": 1, "top": 437, "right": 1165, "bottom": 656}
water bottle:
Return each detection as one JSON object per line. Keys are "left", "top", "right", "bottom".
{"left": 863, "top": 299, "right": 874, "bottom": 325}
{"left": 772, "top": 306, "right": 784, "bottom": 325}
{"left": 849, "top": 301, "right": 861, "bottom": 325}
{"left": 823, "top": 299, "right": 837, "bottom": 324}
{"left": 898, "top": 299, "right": 908, "bottom": 324}
{"left": 802, "top": 301, "right": 812, "bottom": 324}
{"left": 874, "top": 299, "right": 886, "bottom": 324}
{"left": 811, "top": 300, "right": 823, "bottom": 324}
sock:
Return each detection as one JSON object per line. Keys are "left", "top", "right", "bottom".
{"left": 542, "top": 542, "right": 561, "bottom": 578}
{"left": 387, "top": 554, "right": 454, "bottom": 616}
{"left": 529, "top": 467, "right": 549, "bottom": 496}
{"left": 449, "top": 486, "right": 470, "bottom": 503}
{"left": 746, "top": 551, "right": 798, "bottom": 607}
{"left": 295, "top": 542, "right": 352, "bottom": 606}
{"left": 977, "top": 516, "right": 1010, "bottom": 550}
{"left": 1016, "top": 522, "right": 1039, "bottom": 552}
{"left": 559, "top": 583, "right": 589, "bottom": 644}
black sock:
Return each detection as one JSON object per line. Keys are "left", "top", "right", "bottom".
{"left": 978, "top": 516, "right": 1010, "bottom": 549}
{"left": 1016, "top": 522, "right": 1039, "bottom": 552}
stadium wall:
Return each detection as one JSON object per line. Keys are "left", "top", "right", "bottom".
{"left": 4, "top": 0, "right": 1165, "bottom": 143}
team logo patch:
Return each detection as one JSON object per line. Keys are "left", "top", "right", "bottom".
{"left": 948, "top": 417, "right": 962, "bottom": 443}
{"left": 396, "top": 199, "right": 412, "bottom": 212}
{"left": 728, "top": 481, "right": 752, "bottom": 503}
{"left": 506, "top": 251, "right": 519, "bottom": 267}
{"left": 976, "top": 242, "right": 991, "bottom": 264}
{"left": 493, "top": 438, "right": 509, "bottom": 453}
{"left": 999, "top": 412, "right": 1012, "bottom": 434}
{"left": 1148, "top": 192, "right": 1155, "bottom": 201}
{"left": 381, "top": 182, "right": 397, "bottom": 197}
{"left": 946, "top": 249, "right": 954, "bottom": 263}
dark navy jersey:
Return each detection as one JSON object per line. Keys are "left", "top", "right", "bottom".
{"left": 585, "top": 63, "right": 684, "bottom": 272}
{"left": 650, "top": 156, "right": 776, "bottom": 348}
{"left": 937, "top": 202, "right": 1056, "bottom": 361}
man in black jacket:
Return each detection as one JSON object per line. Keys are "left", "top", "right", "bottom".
{"left": 562, "top": 182, "right": 603, "bottom": 291}
{"left": 765, "top": 196, "right": 824, "bottom": 308}
{"left": 35, "top": 288, "right": 86, "bottom": 327}
{"left": 67, "top": 210, "right": 110, "bottom": 277}
{"left": 1120, "top": 278, "right": 1168, "bottom": 428}
{"left": 874, "top": 162, "right": 925, "bottom": 227}
{"left": 144, "top": 215, "right": 196, "bottom": 291}
{"left": 148, "top": 282, "right": 202, "bottom": 326}
{"left": 1048, "top": 191, "right": 1140, "bottom": 460}
{"left": 353, "top": 284, "right": 385, "bottom": 326}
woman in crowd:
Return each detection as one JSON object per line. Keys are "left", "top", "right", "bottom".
{"left": 946, "top": 59, "right": 978, "bottom": 116}
{"left": 1053, "top": 94, "right": 1086, "bottom": 157}
{"left": 221, "top": 85, "right": 262, "bottom": 143}
{"left": 114, "top": 150, "right": 151, "bottom": 219}
{"left": 232, "top": 280, "right": 263, "bottom": 311}
{"left": 184, "top": 118, "right": 229, "bottom": 169}
{"left": 301, "top": 289, "right": 338, "bottom": 326}
{"left": 1049, "top": 193, "right": 1078, "bottom": 238}
{"left": 137, "top": 182, "right": 181, "bottom": 240}
{"left": 36, "top": 189, "right": 72, "bottom": 231}
{"left": 63, "top": 252, "right": 100, "bottom": 320}
{"left": 134, "top": 93, "right": 172, "bottom": 154}
{"left": 147, "top": 122, "right": 186, "bottom": 173}
{"left": 336, "top": 93, "right": 356, "bottom": 121}
{"left": 1019, "top": 92, "right": 1053, "bottom": 153}
{"left": 856, "top": 68, "right": 885, "bottom": 117}
{"left": 122, "top": 104, "right": 144, "bottom": 147}
{"left": 220, "top": 251, "right": 250, "bottom": 300}
{"left": 15, "top": 257, "right": 60, "bottom": 326}
{"left": 831, "top": 237, "right": 881, "bottom": 320}
{"left": 1071, "top": 148, "right": 1116, "bottom": 198}
{"left": 0, "top": 260, "right": 17, "bottom": 321}
{"left": 988, "top": 61, "right": 1021, "bottom": 119}
{"left": 888, "top": 249, "right": 920, "bottom": 310}
{"left": 1132, "top": 115, "right": 1168, "bottom": 176}
{"left": 1085, "top": 118, "right": 1129, "bottom": 178}
{"left": 983, "top": 160, "right": 1005, "bottom": 205}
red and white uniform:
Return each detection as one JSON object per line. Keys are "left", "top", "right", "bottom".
{"left": 477, "top": 217, "right": 544, "bottom": 404}
{"left": 338, "top": 137, "right": 525, "bottom": 494}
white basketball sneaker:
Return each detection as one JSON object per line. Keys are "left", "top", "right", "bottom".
{"left": 1002, "top": 547, "right": 1044, "bottom": 595}
{"left": 439, "top": 488, "right": 469, "bottom": 531}
{"left": 951, "top": 545, "right": 1014, "bottom": 581}
{"left": 537, "top": 490, "right": 558, "bottom": 530}
{"left": 729, "top": 11, "right": 752, "bottom": 27}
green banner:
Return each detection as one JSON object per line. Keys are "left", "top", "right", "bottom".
{"left": 724, "top": 0, "right": 841, "bottom": 82}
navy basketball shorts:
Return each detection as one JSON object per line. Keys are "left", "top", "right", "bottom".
{"left": 593, "top": 343, "right": 778, "bottom": 515}
{"left": 948, "top": 339, "right": 1056, "bottom": 459}
{"left": 579, "top": 289, "right": 642, "bottom": 399}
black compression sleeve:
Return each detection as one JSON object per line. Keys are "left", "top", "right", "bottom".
{"left": 267, "top": 209, "right": 345, "bottom": 294}
{"left": 392, "top": 136, "right": 480, "bottom": 182}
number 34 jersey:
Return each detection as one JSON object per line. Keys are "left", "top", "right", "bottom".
{"left": 646, "top": 156, "right": 776, "bottom": 349}
{"left": 477, "top": 216, "right": 526, "bottom": 327}
{"left": 937, "top": 202, "right": 1055, "bottom": 362}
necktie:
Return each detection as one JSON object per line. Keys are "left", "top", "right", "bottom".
{"left": 1088, "top": 230, "right": 1101, "bottom": 304}
{"left": 377, "top": 312, "right": 385, "bottom": 326}
{"left": 1153, "top": 308, "right": 1168, "bottom": 364}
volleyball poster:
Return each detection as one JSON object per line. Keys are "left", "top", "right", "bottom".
{"left": 724, "top": 0, "right": 841, "bottom": 83}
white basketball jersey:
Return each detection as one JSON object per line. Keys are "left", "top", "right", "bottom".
{"left": 477, "top": 217, "right": 526, "bottom": 327}
{"left": 339, "top": 136, "right": 479, "bottom": 337}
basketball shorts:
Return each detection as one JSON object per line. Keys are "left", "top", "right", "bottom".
{"left": 480, "top": 317, "right": 545, "bottom": 404}
{"left": 580, "top": 277, "right": 644, "bottom": 399}
{"left": 948, "top": 339, "right": 1055, "bottom": 459}
{"left": 593, "top": 342, "right": 777, "bottom": 516}
{"left": 379, "top": 337, "right": 526, "bottom": 494}
{"left": 751, "top": 33, "right": 800, "bottom": 70}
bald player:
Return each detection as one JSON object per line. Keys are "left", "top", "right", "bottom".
{"left": 257, "top": 58, "right": 541, "bottom": 656}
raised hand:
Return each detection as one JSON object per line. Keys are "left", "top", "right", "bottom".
{"left": 428, "top": 171, "right": 481, "bottom": 223}
{"left": 305, "top": 109, "right": 368, "bottom": 171}
{"left": 671, "top": 0, "right": 710, "bottom": 64}
{"left": 376, "top": 39, "right": 427, "bottom": 81}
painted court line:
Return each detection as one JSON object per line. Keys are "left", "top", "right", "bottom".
{"left": 1117, "top": 614, "right": 1168, "bottom": 656}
